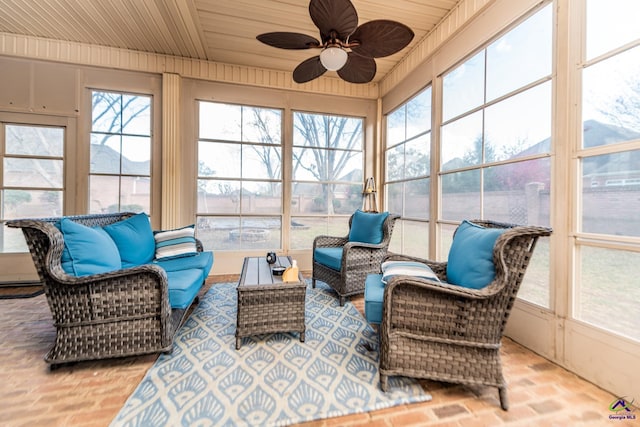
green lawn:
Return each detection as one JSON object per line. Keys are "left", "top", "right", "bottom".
{"left": 577, "top": 246, "right": 640, "bottom": 341}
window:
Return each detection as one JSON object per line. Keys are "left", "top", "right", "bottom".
{"left": 576, "top": 0, "right": 640, "bottom": 341}
{"left": 197, "top": 102, "right": 282, "bottom": 251}
{"left": 385, "top": 87, "right": 431, "bottom": 256}
{"left": 1, "top": 123, "right": 64, "bottom": 252}
{"left": 89, "top": 90, "right": 151, "bottom": 214}
{"left": 290, "top": 112, "right": 363, "bottom": 249}
{"left": 440, "top": 5, "right": 552, "bottom": 307}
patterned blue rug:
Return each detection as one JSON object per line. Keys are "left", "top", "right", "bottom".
{"left": 111, "top": 281, "right": 431, "bottom": 426}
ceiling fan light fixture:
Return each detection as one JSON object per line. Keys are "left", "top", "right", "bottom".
{"left": 319, "top": 46, "right": 348, "bottom": 71}
{"left": 256, "top": 0, "right": 415, "bottom": 83}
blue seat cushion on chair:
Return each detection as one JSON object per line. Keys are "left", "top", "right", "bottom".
{"left": 348, "top": 210, "right": 390, "bottom": 244}
{"left": 166, "top": 268, "right": 204, "bottom": 309}
{"left": 364, "top": 274, "right": 385, "bottom": 324}
{"left": 446, "top": 220, "right": 506, "bottom": 289}
{"left": 103, "top": 212, "right": 155, "bottom": 268}
{"left": 154, "top": 251, "right": 214, "bottom": 282}
{"left": 313, "top": 247, "right": 343, "bottom": 271}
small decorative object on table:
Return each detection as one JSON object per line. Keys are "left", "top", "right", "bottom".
{"left": 266, "top": 251, "right": 277, "bottom": 264}
{"left": 282, "top": 259, "right": 300, "bottom": 282}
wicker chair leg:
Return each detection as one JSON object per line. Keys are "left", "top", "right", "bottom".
{"left": 312, "top": 278, "right": 316, "bottom": 288}
{"left": 498, "top": 386, "right": 509, "bottom": 411}
{"left": 339, "top": 295, "right": 346, "bottom": 306}
{"left": 380, "top": 373, "right": 388, "bottom": 392}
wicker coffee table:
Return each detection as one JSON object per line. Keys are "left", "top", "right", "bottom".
{"left": 235, "top": 256, "right": 306, "bottom": 349}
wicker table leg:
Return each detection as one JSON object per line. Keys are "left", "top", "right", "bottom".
{"left": 380, "top": 372, "right": 389, "bottom": 391}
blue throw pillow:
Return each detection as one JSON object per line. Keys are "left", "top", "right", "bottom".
{"left": 57, "top": 218, "right": 121, "bottom": 276}
{"left": 103, "top": 213, "right": 155, "bottom": 267}
{"left": 446, "top": 220, "right": 506, "bottom": 289}
{"left": 348, "top": 210, "right": 390, "bottom": 244}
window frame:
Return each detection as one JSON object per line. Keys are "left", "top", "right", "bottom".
{"left": 88, "top": 89, "right": 153, "bottom": 215}
{"left": 572, "top": 0, "right": 640, "bottom": 339}
{"left": 195, "top": 100, "right": 285, "bottom": 252}
{"left": 383, "top": 85, "right": 433, "bottom": 257}
{"left": 289, "top": 110, "right": 365, "bottom": 250}
{"left": 437, "top": 4, "right": 554, "bottom": 307}
{"left": 0, "top": 113, "right": 76, "bottom": 254}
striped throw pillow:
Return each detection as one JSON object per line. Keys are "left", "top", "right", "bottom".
{"left": 381, "top": 260, "right": 440, "bottom": 284}
{"left": 154, "top": 225, "right": 197, "bottom": 260}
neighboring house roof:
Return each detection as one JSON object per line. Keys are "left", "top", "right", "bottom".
{"left": 90, "top": 144, "right": 150, "bottom": 175}
{"left": 442, "top": 119, "right": 639, "bottom": 173}
{"left": 518, "top": 119, "right": 640, "bottom": 156}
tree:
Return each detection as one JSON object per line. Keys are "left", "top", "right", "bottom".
{"left": 441, "top": 135, "right": 498, "bottom": 193}
{"left": 91, "top": 92, "right": 151, "bottom": 145}
{"left": 3, "top": 126, "right": 63, "bottom": 217}
{"left": 200, "top": 105, "right": 362, "bottom": 217}
{"left": 6, "top": 126, "right": 63, "bottom": 189}
{"left": 292, "top": 113, "right": 362, "bottom": 214}
{"left": 89, "top": 91, "right": 151, "bottom": 213}
{"left": 246, "top": 108, "right": 283, "bottom": 198}
{"left": 598, "top": 78, "right": 640, "bottom": 134}
{"left": 4, "top": 191, "right": 31, "bottom": 214}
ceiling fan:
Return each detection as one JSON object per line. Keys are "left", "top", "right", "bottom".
{"left": 256, "top": 0, "right": 415, "bottom": 84}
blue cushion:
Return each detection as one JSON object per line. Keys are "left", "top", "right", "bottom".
{"left": 348, "top": 210, "right": 389, "bottom": 244}
{"left": 154, "top": 251, "right": 213, "bottom": 274}
{"left": 364, "top": 274, "right": 385, "bottom": 324}
{"left": 103, "top": 213, "right": 155, "bottom": 268}
{"left": 154, "top": 225, "right": 198, "bottom": 260}
{"left": 446, "top": 220, "right": 506, "bottom": 289}
{"left": 166, "top": 268, "right": 204, "bottom": 309}
{"left": 56, "top": 218, "right": 121, "bottom": 276}
{"left": 313, "top": 247, "right": 343, "bottom": 271}
{"left": 381, "top": 260, "right": 440, "bottom": 284}
{"left": 155, "top": 251, "right": 214, "bottom": 285}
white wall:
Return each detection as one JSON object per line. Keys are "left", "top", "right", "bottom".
{"left": 0, "top": 57, "right": 162, "bottom": 280}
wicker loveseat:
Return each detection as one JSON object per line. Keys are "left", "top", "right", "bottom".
{"left": 312, "top": 210, "right": 399, "bottom": 306}
{"left": 368, "top": 220, "right": 551, "bottom": 410}
{"left": 7, "top": 212, "right": 213, "bottom": 366}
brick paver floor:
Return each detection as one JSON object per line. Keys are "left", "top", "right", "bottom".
{"left": 0, "top": 275, "right": 631, "bottom": 427}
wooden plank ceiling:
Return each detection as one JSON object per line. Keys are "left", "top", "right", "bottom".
{"left": 0, "top": 0, "right": 459, "bottom": 83}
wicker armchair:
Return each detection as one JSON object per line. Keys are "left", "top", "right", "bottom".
{"left": 378, "top": 220, "right": 551, "bottom": 410}
{"left": 6, "top": 212, "right": 200, "bottom": 366}
{"left": 312, "top": 212, "right": 399, "bottom": 306}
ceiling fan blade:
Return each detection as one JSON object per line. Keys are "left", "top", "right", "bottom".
{"left": 256, "top": 32, "right": 320, "bottom": 49}
{"left": 293, "top": 56, "right": 327, "bottom": 83}
{"left": 350, "top": 20, "right": 415, "bottom": 58}
{"left": 337, "top": 52, "right": 376, "bottom": 84}
{"left": 309, "top": 0, "right": 358, "bottom": 42}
